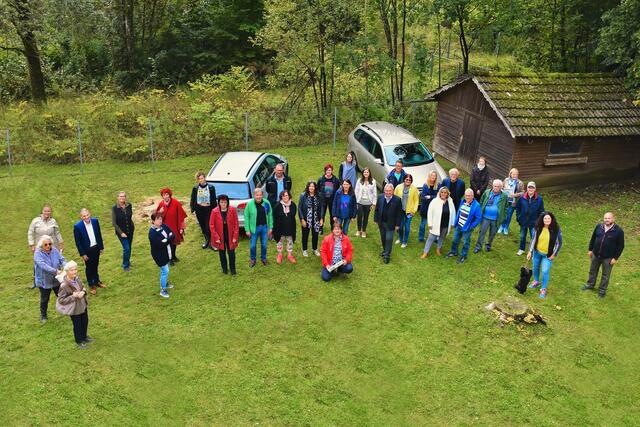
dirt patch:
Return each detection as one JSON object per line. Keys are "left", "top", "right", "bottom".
{"left": 134, "top": 196, "right": 191, "bottom": 224}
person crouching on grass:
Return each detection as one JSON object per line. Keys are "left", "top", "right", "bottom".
{"left": 149, "top": 213, "right": 175, "bottom": 298}
{"left": 56, "top": 261, "right": 91, "bottom": 349}
{"left": 320, "top": 223, "right": 353, "bottom": 282}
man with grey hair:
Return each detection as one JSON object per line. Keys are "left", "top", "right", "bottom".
{"left": 582, "top": 212, "right": 625, "bottom": 298}
{"left": 244, "top": 187, "right": 273, "bottom": 267}
{"left": 442, "top": 168, "right": 466, "bottom": 211}
{"left": 73, "top": 208, "right": 105, "bottom": 295}
{"left": 374, "top": 183, "right": 403, "bottom": 264}
{"left": 447, "top": 189, "right": 482, "bottom": 264}
{"left": 473, "top": 179, "right": 508, "bottom": 254}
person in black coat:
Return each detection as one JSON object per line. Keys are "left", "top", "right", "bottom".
{"left": 190, "top": 171, "right": 217, "bottom": 249}
{"left": 148, "top": 213, "right": 175, "bottom": 298}
{"left": 273, "top": 190, "right": 298, "bottom": 264}
{"left": 441, "top": 168, "right": 466, "bottom": 210}
{"left": 582, "top": 212, "right": 625, "bottom": 298}
{"left": 469, "top": 156, "right": 489, "bottom": 202}
{"left": 265, "top": 163, "right": 293, "bottom": 208}
{"left": 111, "top": 191, "right": 135, "bottom": 271}
{"left": 374, "top": 183, "right": 403, "bottom": 264}
{"left": 318, "top": 164, "right": 341, "bottom": 229}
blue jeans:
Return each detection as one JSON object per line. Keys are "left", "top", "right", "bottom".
{"left": 159, "top": 264, "right": 169, "bottom": 291}
{"left": 450, "top": 227, "right": 473, "bottom": 257}
{"left": 250, "top": 224, "right": 269, "bottom": 261}
{"left": 117, "top": 234, "right": 133, "bottom": 269}
{"left": 398, "top": 214, "right": 413, "bottom": 244}
{"left": 532, "top": 250, "right": 553, "bottom": 289}
{"left": 418, "top": 217, "right": 428, "bottom": 241}
{"left": 502, "top": 205, "right": 516, "bottom": 230}
{"left": 519, "top": 226, "right": 534, "bottom": 251}
{"left": 321, "top": 263, "right": 353, "bottom": 282}
{"left": 338, "top": 217, "right": 351, "bottom": 235}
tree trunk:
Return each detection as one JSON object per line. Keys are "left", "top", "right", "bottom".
{"left": 10, "top": 0, "right": 46, "bottom": 103}
{"left": 457, "top": 5, "right": 470, "bottom": 74}
{"left": 399, "top": 0, "right": 406, "bottom": 102}
{"left": 378, "top": 0, "right": 396, "bottom": 105}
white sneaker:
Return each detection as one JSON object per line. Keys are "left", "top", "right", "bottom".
{"left": 303, "top": 250, "right": 309, "bottom": 257}
{"left": 516, "top": 249, "right": 524, "bottom": 256}
{"left": 401, "top": 243, "right": 407, "bottom": 249}
{"left": 159, "top": 290, "right": 170, "bottom": 298}
{"left": 395, "top": 239, "right": 401, "bottom": 245}
{"left": 355, "top": 231, "right": 361, "bottom": 237}
{"left": 361, "top": 232, "right": 367, "bottom": 238}
{"left": 314, "top": 249, "right": 320, "bottom": 257}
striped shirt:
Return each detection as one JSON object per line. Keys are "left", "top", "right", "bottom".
{"left": 458, "top": 203, "right": 471, "bottom": 227}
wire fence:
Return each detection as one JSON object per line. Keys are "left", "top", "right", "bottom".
{"left": 0, "top": 102, "right": 436, "bottom": 178}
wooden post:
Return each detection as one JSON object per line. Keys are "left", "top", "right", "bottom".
{"left": 5, "top": 129, "right": 11, "bottom": 177}
{"left": 77, "top": 121, "right": 84, "bottom": 175}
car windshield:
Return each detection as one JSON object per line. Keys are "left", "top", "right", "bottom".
{"left": 384, "top": 142, "right": 434, "bottom": 167}
{"left": 210, "top": 182, "right": 250, "bottom": 200}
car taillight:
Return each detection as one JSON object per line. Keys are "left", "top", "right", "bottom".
{"left": 237, "top": 202, "right": 247, "bottom": 209}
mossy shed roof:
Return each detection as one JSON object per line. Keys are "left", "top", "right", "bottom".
{"left": 424, "top": 73, "right": 640, "bottom": 138}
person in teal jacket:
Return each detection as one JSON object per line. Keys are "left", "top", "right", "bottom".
{"left": 244, "top": 187, "right": 273, "bottom": 267}
{"left": 473, "top": 179, "right": 509, "bottom": 254}
{"left": 447, "top": 189, "right": 482, "bottom": 264}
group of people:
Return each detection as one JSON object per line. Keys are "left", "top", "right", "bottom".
{"left": 27, "top": 152, "right": 626, "bottom": 348}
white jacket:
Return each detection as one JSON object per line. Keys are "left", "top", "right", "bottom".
{"left": 427, "top": 197, "right": 456, "bottom": 236}
{"left": 355, "top": 179, "right": 377, "bottom": 206}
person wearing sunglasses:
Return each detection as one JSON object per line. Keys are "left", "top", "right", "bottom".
{"left": 34, "top": 235, "right": 66, "bottom": 323}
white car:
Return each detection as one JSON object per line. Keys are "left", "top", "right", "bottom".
{"left": 347, "top": 121, "right": 447, "bottom": 191}
{"left": 206, "top": 151, "right": 288, "bottom": 228}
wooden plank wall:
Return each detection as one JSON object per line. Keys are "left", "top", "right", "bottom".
{"left": 432, "top": 80, "right": 515, "bottom": 179}
{"left": 512, "top": 137, "right": 640, "bottom": 184}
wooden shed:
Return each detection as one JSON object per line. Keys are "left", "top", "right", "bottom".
{"left": 424, "top": 73, "right": 640, "bottom": 186}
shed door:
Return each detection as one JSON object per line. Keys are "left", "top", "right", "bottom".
{"left": 458, "top": 112, "right": 483, "bottom": 172}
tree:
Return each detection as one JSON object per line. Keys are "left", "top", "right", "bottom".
{"left": 376, "top": 0, "right": 410, "bottom": 104}
{"left": 0, "top": 0, "right": 46, "bottom": 103}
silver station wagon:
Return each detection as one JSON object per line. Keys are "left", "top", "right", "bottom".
{"left": 347, "top": 121, "right": 447, "bottom": 191}
{"left": 206, "top": 152, "right": 288, "bottom": 228}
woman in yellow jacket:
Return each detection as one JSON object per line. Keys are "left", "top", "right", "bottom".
{"left": 394, "top": 174, "right": 419, "bottom": 248}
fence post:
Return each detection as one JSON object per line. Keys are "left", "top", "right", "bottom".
{"left": 244, "top": 112, "right": 249, "bottom": 151}
{"left": 5, "top": 129, "right": 12, "bottom": 177}
{"left": 77, "top": 121, "right": 84, "bottom": 175}
{"left": 332, "top": 106, "right": 337, "bottom": 155}
{"left": 148, "top": 118, "right": 156, "bottom": 173}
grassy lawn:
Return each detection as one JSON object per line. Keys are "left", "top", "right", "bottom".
{"left": 0, "top": 143, "right": 638, "bottom": 425}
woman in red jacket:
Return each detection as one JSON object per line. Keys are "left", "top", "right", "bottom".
{"left": 209, "top": 195, "right": 239, "bottom": 275}
{"left": 319, "top": 223, "right": 354, "bottom": 282}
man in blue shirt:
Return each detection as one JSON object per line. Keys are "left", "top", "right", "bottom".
{"left": 474, "top": 179, "right": 508, "bottom": 254}
{"left": 385, "top": 160, "right": 407, "bottom": 187}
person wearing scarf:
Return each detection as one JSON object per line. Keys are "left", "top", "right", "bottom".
{"left": 298, "top": 181, "right": 324, "bottom": 257}
{"left": 273, "top": 190, "right": 298, "bottom": 264}
{"left": 470, "top": 156, "right": 490, "bottom": 202}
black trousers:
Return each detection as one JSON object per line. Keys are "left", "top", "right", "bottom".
{"left": 378, "top": 222, "right": 395, "bottom": 259}
{"left": 84, "top": 245, "right": 101, "bottom": 287}
{"left": 301, "top": 227, "right": 320, "bottom": 251}
{"left": 218, "top": 248, "right": 236, "bottom": 273}
{"left": 323, "top": 197, "right": 335, "bottom": 229}
{"left": 170, "top": 244, "right": 178, "bottom": 260}
{"left": 70, "top": 310, "right": 89, "bottom": 343}
{"left": 357, "top": 204, "right": 372, "bottom": 232}
{"left": 195, "top": 206, "right": 213, "bottom": 242}
{"left": 39, "top": 286, "right": 60, "bottom": 318}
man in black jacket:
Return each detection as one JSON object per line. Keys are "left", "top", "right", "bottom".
{"left": 582, "top": 212, "right": 625, "bottom": 298}
{"left": 374, "top": 184, "right": 403, "bottom": 264}
{"left": 265, "top": 163, "right": 292, "bottom": 208}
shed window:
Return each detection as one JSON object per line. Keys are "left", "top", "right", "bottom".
{"left": 548, "top": 141, "right": 582, "bottom": 155}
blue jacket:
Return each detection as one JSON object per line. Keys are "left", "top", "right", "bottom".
{"left": 419, "top": 183, "right": 441, "bottom": 217}
{"left": 516, "top": 192, "right": 544, "bottom": 228}
{"left": 34, "top": 247, "right": 66, "bottom": 289}
{"left": 442, "top": 177, "right": 466, "bottom": 209}
{"left": 73, "top": 218, "right": 104, "bottom": 256}
{"left": 453, "top": 199, "right": 482, "bottom": 232}
{"left": 385, "top": 169, "right": 407, "bottom": 188}
{"left": 332, "top": 190, "right": 357, "bottom": 219}
{"left": 149, "top": 224, "right": 175, "bottom": 267}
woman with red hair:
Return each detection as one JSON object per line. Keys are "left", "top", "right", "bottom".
{"left": 156, "top": 188, "right": 187, "bottom": 265}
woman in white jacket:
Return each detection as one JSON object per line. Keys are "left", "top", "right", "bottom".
{"left": 421, "top": 187, "right": 456, "bottom": 258}
{"left": 354, "top": 167, "right": 377, "bottom": 238}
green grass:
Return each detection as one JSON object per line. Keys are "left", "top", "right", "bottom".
{"left": 0, "top": 144, "right": 638, "bottom": 425}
